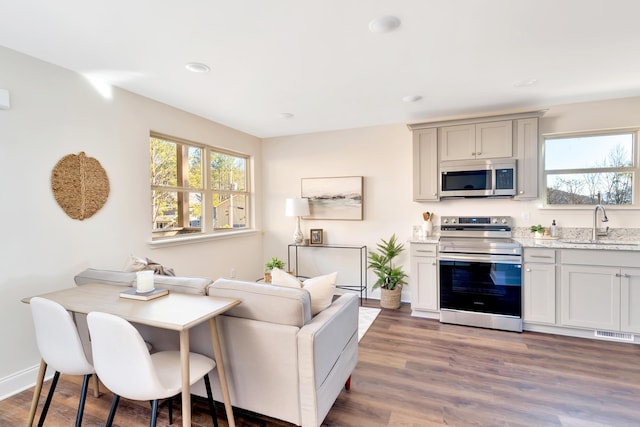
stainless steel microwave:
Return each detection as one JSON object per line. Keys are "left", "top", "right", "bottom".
{"left": 440, "top": 159, "right": 517, "bottom": 198}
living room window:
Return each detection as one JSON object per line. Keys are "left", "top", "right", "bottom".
{"left": 543, "top": 130, "right": 638, "bottom": 206}
{"left": 150, "top": 132, "right": 250, "bottom": 240}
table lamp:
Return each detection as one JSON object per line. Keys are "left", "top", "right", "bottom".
{"left": 285, "top": 198, "right": 310, "bottom": 244}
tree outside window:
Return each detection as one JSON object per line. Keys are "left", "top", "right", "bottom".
{"left": 544, "top": 132, "right": 636, "bottom": 206}
{"left": 150, "top": 134, "right": 250, "bottom": 240}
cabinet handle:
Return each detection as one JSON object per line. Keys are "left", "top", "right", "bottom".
{"left": 624, "top": 273, "right": 631, "bottom": 278}
{"left": 529, "top": 255, "right": 553, "bottom": 259}
{"left": 477, "top": 152, "right": 482, "bottom": 155}
{"left": 519, "top": 190, "right": 524, "bottom": 194}
{"left": 616, "top": 273, "right": 622, "bottom": 277}
{"left": 525, "top": 268, "right": 531, "bottom": 272}
{"left": 432, "top": 262, "right": 436, "bottom": 266}
{"left": 471, "top": 152, "right": 476, "bottom": 156}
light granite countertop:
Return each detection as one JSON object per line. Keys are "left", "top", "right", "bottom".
{"left": 514, "top": 237, "right": 640, "bottom": 251}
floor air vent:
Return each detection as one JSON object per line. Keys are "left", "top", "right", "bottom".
{"left": 594, "top": 330, "right": 635, "bottom": 342}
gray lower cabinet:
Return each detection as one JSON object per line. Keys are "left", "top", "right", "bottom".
{"left": 410, "top": 243, "right": 438, "bottom": 315}
{"left": 523, "top": 248, "right": 556, "bottom": 325}
{"left": 560, "top": 249, "right": 640, "bottom": 334}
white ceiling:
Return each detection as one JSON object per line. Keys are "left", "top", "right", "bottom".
{"left": 1, "top": 0, "right": 640, "bottom": 138}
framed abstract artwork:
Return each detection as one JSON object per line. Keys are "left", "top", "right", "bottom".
{"left": 301, "top": 176, "right": 363, "bottom": 220}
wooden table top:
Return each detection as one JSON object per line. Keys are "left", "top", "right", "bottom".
{"left": 23, "top": 283, "right": 241, "bottom": 331}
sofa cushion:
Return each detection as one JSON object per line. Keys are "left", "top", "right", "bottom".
{"left": 207, "top": 279, "right": 312, "bottom": 327}
{"left": 302, "top": 272, "right": 337, "bottom": 315}
{"left": 74, "top": 268, "right": 136, "bottom": 287}
{"left": 151, "top": 275, "right": 211, "bottom": 295}
{"left": 74, "top": 268, "right": 210, "bottom": 295}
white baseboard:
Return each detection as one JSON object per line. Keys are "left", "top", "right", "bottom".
{"left": 0, "top": 363, "right": 52, "bottom": 401}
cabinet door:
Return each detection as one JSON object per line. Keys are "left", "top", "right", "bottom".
{"left": 410, "top": 245, "right": 438, "bottom": 312}
{"left": 514, "top": 117, "right": 539, "bottom": 200}
{"left": 523, "top": 263, "right": 556, "bottom": 324}
{"left": 439, "top": 124, "right": 476, "bottom": 161}
{"left": 620, "top": 268, "right": 640, "bottom": 333}
{"left": 412, "top": 128, "right": 439, "bottom": 201}
{"left": 475, "top": 120, "right": 513, "bottom": 159}
{"left": 560, "top": 265, "right": 620, "bottom": 330}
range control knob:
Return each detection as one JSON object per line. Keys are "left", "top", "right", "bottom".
{"left": 492, "top": 218, "right": 498, "bottom": 224}
{"left": 442, "top": 218, "right": 449, "bottom": 224}
{"left": 451, "top": 218, "right": 457, "bottom": 224}
{"left": 501, "top": 218, "right": 508, "bottom": 224}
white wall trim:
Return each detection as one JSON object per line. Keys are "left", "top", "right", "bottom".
{"left": 0, "top": 363, "right": 52, "bottom": 401}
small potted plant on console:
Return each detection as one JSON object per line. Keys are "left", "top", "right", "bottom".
{"left": 264, "top": 257, "right": 286, "bottom": 283}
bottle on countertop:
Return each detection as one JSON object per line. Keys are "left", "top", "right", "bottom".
{"left": 550, "top": 219, "right": 558, "bottom": 237}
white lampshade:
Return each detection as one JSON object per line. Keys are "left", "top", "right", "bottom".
{"left": 285, "top": 198, "right": 310, "bottom": 217}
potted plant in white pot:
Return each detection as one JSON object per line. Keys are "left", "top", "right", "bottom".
{"left": 264, "top": 257, "right": 286, "bottom": 283}
{"left": 530, "top": 224, "right": 545, "bottom": 239}
{"left": 368, "top": 234, "right": 408, "bottom": 309}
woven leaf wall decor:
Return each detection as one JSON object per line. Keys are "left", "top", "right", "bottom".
{"left": 51, "top": 152, "right": 110, "bottom": 220}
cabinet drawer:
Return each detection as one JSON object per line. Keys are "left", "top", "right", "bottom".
{"left": 524, "top": 248, "right": 555, "bottom": 263}
{"left": 411, "top": 244, "right": 437, "bottom": 257}
{"left": 561, "top": 249, "right": 640, "bottom": 267}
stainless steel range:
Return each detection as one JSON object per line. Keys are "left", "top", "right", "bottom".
{"left": 438, "top": 216, "right": 523, "bottom": 332}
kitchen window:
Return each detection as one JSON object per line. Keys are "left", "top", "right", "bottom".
{"left": 543, "top": 130, "right": 637, "bottom": 206}
{"left": 150, "top": 132, "right": 251, "bottom": 241}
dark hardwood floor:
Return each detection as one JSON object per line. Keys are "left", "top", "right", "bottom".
{"left": 3, "top": 301, "right": 640, "bottom": 426}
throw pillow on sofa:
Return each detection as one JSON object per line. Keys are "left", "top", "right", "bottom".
{"left": 302, "top": 272, "right": 337, "bottom": 315}
{"left": 270, "top": 268, "right": 302, "bottom": 288}
{"left": 270, "top": 268, "right": 337, "bottom": 315}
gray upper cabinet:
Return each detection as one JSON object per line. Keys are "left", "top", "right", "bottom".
{"left": 409, "top": 111, "right": 543, "bottom": 202}
{"left": 439, "top": 120, "right": 513, "bottom": 161}
{"left": 514, "top": 117, "right": 539, "bottom": 200}
{"left": 412, "top": 128, "right": 438, "bottom": 201}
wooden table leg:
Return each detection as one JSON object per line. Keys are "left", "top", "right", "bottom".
{"left": 91, "top": 374, "right": 100, "bottom": 398}
{"left": 208, "top": 317, "right": 235, "bottom": 427}
{"left": 179, "top": 330, "right": 191, "bottom": 427}
{"left": 28, "top": 359, "right": 47, "bottom": 427}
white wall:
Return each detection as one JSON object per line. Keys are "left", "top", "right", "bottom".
{"left": 262, "top": 96, "right": 640, "bottom": 304}
{"left": 0, "top": 46, "right": 263, "bottom": 397}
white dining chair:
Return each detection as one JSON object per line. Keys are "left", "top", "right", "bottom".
{"left": 86, "top": 311, "right": 218, "bottom": 427}
{"left": 30, "top": 297, "right": 96, "bottom": 427}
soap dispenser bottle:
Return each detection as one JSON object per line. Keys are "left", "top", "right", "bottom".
{"left": 550, "top": 219, "right": 558, "bottom": 237}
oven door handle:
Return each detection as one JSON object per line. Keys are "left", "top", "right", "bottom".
{"left": 439, "top": 254, "right": 522, "bottom": 265}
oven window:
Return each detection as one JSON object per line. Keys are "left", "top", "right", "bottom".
{"left": 441, "top": 170, "right": 491, "bottom": 191}
{"left": 440, "top": 260, "right": 521, "bottom": 317}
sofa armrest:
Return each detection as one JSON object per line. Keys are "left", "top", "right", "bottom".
{"left": 297, "top": 293, "right": 359, "bottom": 426}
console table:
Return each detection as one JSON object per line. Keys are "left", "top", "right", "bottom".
{"left": 287, "top": 244, "right": 368, "bottom": 302}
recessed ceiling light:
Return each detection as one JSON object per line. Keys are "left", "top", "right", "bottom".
{"left": 279, "top": 113, "right": 294, "bottom": 119}
{"left": 513, "top": 78, "right": 538, "bottom": 87}
{"left": 402, "top": 95, "right": 422, "bottom": 103}
{"left": 185, "top": 62, "right": 211, "bottom": 73}
{"left": 368, "top": 16, "right": 401, "bottom": 33}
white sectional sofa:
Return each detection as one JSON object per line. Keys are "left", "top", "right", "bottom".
{"left": 73, "top": 269, "right": 359, "bottom": 427}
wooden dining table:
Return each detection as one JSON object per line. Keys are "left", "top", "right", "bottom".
{"left": 24, "top": 283, "right": 241, "bottom": 427}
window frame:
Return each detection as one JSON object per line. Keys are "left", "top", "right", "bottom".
{"left": 542, "top": 128, "right": 639, "bottom": 208}
{"left": 150, "top": 131, "right": 252, "bottom": 242}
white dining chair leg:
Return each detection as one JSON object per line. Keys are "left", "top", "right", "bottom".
{"left": 28, "top": 359, "right": 47, "bottom": 427}
{"left": 37, "top": 371, "right": 60, "bottom": 427}
{"left": 203, "top": 374, "right": 219, "bottom": 427}
{"left": 75, "top": 373, "right": 92, "bottom": 427}
{"left": 106, "top": 394, "right": 120, "bottom": 427}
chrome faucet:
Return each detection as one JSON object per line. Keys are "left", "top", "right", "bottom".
{"left": 592, "top": 204, "right": 609, "bottom": 241}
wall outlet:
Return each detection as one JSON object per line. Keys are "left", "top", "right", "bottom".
{"left": 230, "top": 268, "right": 236, "bottom": 279}
{"left": 521, "top": 211, "right": 530, "bottom": 222}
